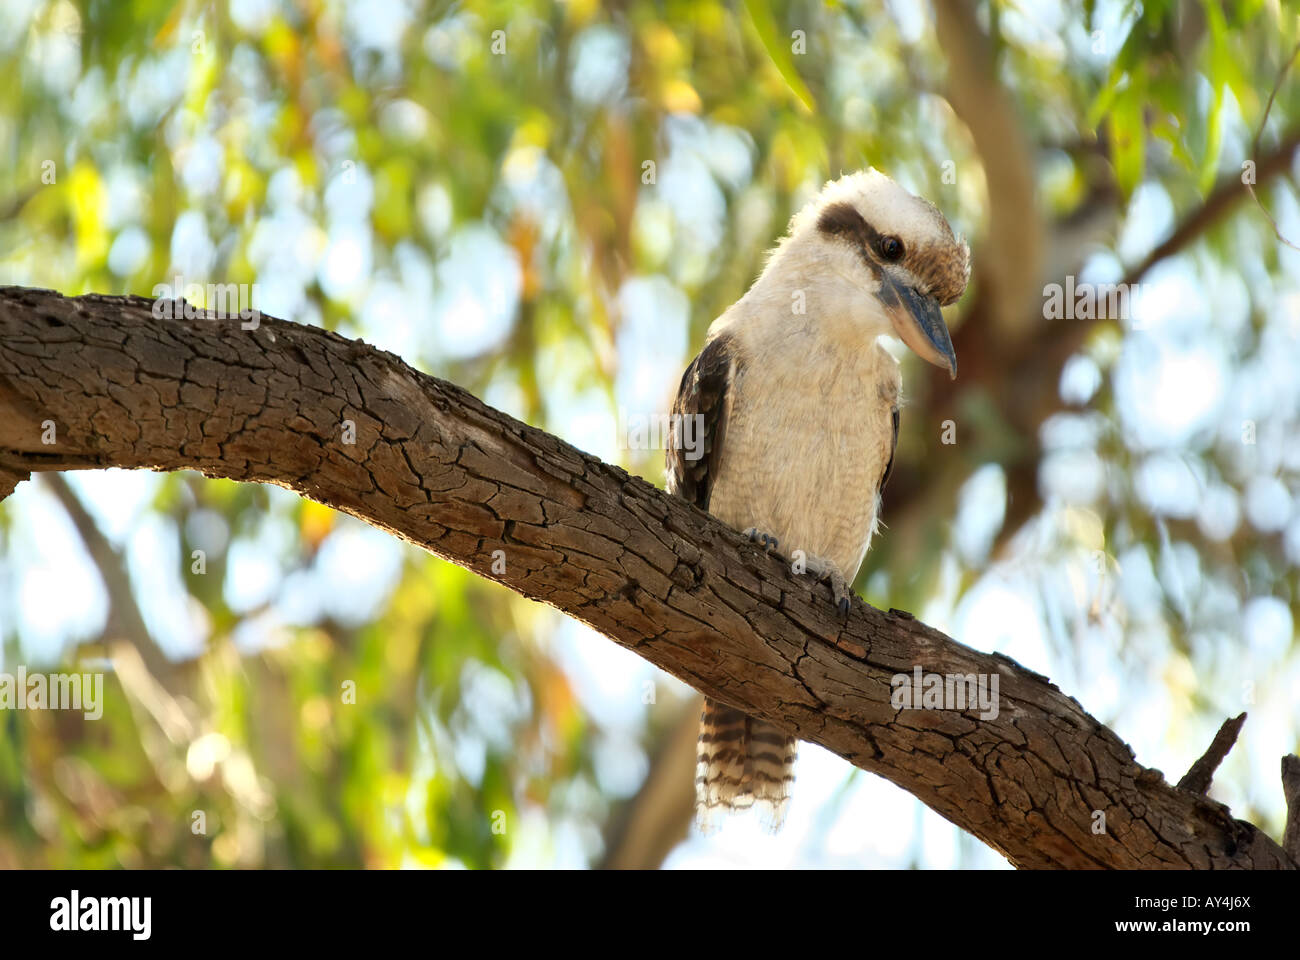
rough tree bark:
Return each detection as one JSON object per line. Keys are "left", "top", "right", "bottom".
{"left": 1, "top": 285, "right": 1296, "bottom": 869}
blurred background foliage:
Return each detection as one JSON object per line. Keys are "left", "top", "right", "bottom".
{"left": 1, "top": 0, "right": 1299, "bottom": 868}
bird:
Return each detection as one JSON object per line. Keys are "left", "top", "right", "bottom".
{"left": 664, "top": 169, "right": 970, "bottom": 832}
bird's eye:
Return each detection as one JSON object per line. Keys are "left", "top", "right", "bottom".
{"left": 879, "top": 236, "right": 904, "bottom": 261}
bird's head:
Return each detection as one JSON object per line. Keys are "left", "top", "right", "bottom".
{"left": 775, "top": 169, "right": 970, "bottom": 378}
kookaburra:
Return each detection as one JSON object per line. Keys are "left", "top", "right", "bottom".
{"left": 665, "top": 169, "right": 970, "bottom": 831}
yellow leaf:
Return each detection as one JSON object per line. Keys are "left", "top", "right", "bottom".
{"left": 68, "top": 161, "right": 108, "bottom": 271}
{"left": 300, "top": 499, "right": 335, "bottom": 549}
{"left": 661, "top": 78, "right": 702, "bottom": 114}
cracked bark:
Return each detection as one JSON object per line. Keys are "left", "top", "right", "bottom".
{"left": 1, "top": 285, "right": 1296, "bottom": 870}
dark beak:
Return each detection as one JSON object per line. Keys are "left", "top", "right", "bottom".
{"left": 884, "top": 279, "right": 957, "bottom": 379}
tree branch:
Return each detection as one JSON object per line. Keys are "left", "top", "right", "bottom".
{"left": 1118, "top": 131, "right": 1300, "bottom": 293}
{"left": 933, "top": 0, "right": 1042, "bottom": 339}
{"left": 598, "top": 695, "right": 698, "bottom": 870}
{"left": 0, "top": 286, "right": 1295, "bottom": 869}
{"left": 1177, "top": 713, "right": 1247, "bottom": 795}
{"left": 40, "top": 473, "right": 177, "bottom": 683}
{"left": 882, "top": 129, "right": 1300, "bottom": 562}
{"left": 1283, "top": 755, "right": 1300, "bottom": 863}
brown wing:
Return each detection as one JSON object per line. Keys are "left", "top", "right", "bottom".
{"left": 880, "top": 404, "right": 900, "bottom": 492}
{"left": 666, "top": 335, "right": 734, "bottom": 511}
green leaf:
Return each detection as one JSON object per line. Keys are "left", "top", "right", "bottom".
{"left": 742, "top": 0, "right": 816, "bottom": 113}
{"left": 1110, "top": 86, "right": 1146, "bottom": 196}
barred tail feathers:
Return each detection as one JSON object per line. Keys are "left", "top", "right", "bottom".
{"left": 695, "top": 698, "right": 796, "bottom": 832}
{"left": 748, "top": 716, "right": 796, "bottom": 831}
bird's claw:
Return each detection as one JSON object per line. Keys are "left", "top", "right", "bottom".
{"left": 802, "top": 554, "right": 852, "bottom": 618}
{"left": 744, "top": 527, "right": 780, "bottom": 554}
{"left": 747, "top": 533, "right": 851, "bottom": 616}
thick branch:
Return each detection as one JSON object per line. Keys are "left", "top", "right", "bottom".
{"left": 0, "top": 286, "right": 1294, "bottom": 869}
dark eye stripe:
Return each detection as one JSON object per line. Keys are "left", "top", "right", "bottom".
{"left": 816, "top": 200, "right": 891, "bottom": 279}
{"left": 816, "top": 200, "right": 869, "bottom": 237}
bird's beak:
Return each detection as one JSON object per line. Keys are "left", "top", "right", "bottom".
{"left": 883, "top": 279, "right": 957, "bottom": 379}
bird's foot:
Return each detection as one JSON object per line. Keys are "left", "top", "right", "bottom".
{"left": 744, "top": 527, "right": 782, "bottom": 556}
{"left": 801, "top": 554, "right": 853, "bottom": 617}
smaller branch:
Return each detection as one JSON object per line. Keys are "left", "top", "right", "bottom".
{"left": 1250, "top": 42, "right": 1300, "bottom": 162}
{"left": 1178, "top": 712, "right": 1247, "bottom": 795}
{"left": 599, "top": 696, "right": 699, "bottom": 870}
{"left": 1283, "top": 755, "right": 1300, "bottom": 863}
{"left": 1120, "top": 131, "right": 1300, "bottom": 290}
{"left": 0, "top": 185, "right": 41, "bottom": 224}
{"left": 1245, "top": 39, "right": 1300, "bottom": 252}
{"left": 956, "top": 130, "right": 1300, "bottom": 560}
{"left": 40, "top": 474, "right": 175, "bottom": 683}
